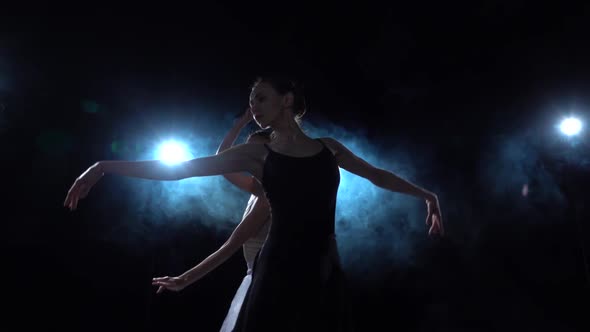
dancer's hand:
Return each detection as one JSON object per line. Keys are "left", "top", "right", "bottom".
{"left": 425, "top": 194, "right": 444, "bottom": 236}
{"left": 237, "top": 108, "right": 253, "bottom": 126}
{"left": 63, "top": 162, "right": 104, "bottom": 211}
{"left": 152, "top": 276, "right": 189, "bottom": 294}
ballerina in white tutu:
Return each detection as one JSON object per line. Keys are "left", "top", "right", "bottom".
{"left": 148, "top": 110, "right": 273, "bottom": 331}
{"left": 147, "top": 109, "right": 272, "bottom": 330}
{"left": 215, "top": 111, "right": 272, "bottom": 331}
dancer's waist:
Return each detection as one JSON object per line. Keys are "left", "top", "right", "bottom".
{"left": 263, "top": 232, "right": 338, "bottom": 255}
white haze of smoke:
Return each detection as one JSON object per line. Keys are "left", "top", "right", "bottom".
{"left": 479, "top": 132, "right": 568, "bottom": 220}
{"left": 301, "top": 120, "right": 431, "bottom": 274}
{"left": 125, "top": 117, "right": 254, "bottom": 230}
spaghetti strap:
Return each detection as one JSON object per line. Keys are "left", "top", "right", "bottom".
{"left": 316, "top": 138, "right": 337, "bottom": 157}
{"left": 315, "top": 138, "right": 327, "bottom": 148}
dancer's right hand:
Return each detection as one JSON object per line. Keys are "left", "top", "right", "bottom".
{"left": 152, "top": 276, "right": 189, "bottom": 294}
{"left": 63, "top": 162, "right": 103, "bottom": 211}
{"left": 237, "top": 108, "right": 253, "bottom": 126}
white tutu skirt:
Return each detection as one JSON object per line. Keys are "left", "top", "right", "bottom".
{"left": 220, "top": 271, "right": 253, "bottom": 332}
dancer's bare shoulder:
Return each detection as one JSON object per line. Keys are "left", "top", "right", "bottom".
{"left": 317, "top": 137, "right": 380, "bottom": 180}
{"left": 317, "top": 137, "right": 342, "bottom": 157}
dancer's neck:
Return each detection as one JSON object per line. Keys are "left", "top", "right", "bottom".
{"left": 270, "top": 113, "right": 310, "bottom": 145}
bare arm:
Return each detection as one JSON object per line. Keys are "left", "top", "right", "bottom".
{"left": 322, "top": 137, "right": 434, "bottom": 199}
{"left": 177, "top": 195, "right": 270, "bottom": 286}
{"left": 64, "top": 143, "right": 264, "bottom": 211}
{"left": 321, "top": 137, "right": 444, "bottom": 236}
{"left": 100, "top": 143, "right": 260, "bottom": 180}
{"left": 216, "top": 111, "right": 259, "bottom": 194}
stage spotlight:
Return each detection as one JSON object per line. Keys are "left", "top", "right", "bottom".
{"left": 559, "top": 117, "right": 582, "bottom": 137}
{"left": 156, "top": 140, "right": 193, "bottom": 165}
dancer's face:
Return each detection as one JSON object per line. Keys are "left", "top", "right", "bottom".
{"left": 249, "top": 82, "right": 293, "bottom": 129}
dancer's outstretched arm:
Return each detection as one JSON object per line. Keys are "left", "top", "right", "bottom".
{"left": 216, "top": 110, "right": 261, "bottom": 195}
{"left": 321, "top": 137, "right": 444, "bottom": 236}
{"left": 64, "top": 143, "right": 264, "bottom": 211}
{"left": 152, "top": 193, "right": 270, "bottom": 293}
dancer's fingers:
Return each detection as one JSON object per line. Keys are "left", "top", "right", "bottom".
{"left": 152, "top": 280, "right": 171, "bottom": 286}
{"left": 429, "top": 216, "right": 443, "bottom": 236}
{"left": 425, "top": 210, "right": 432, "bottom": 226}
{"left": 64, "top": 189, "right": 75, "bottom": 208}
{"left": 153, "top": 281, "right": 169, "bottom": 290}
{"left": 64, "top": 184, "right": 76, "bottom": 207}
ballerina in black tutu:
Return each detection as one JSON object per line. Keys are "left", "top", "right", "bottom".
{"left": 64, "top": 75, "right": 444, "bottom": 331}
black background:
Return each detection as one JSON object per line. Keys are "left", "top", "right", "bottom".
{"left": 2, "top": 3, "right": 590, "bottom": 331}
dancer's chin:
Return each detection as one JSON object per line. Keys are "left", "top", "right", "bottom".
{"left": 256, "top": 120, "right": 270, "bottom": 129}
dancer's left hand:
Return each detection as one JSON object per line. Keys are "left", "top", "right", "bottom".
{"left": 425, "top": 194, "right": 444, "bottom": 236}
